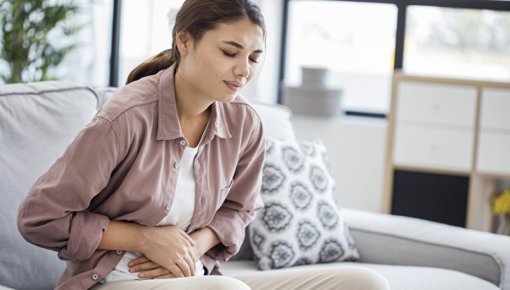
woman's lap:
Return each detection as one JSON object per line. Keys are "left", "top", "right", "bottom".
{"left": 90, "top": 266, "right": 390, "bottom": 290}
{"left": 90, "top": 275, "right": 250, "bottom": 290}
{"left": 233, "top": 266, "right": 390, "bottom": 290}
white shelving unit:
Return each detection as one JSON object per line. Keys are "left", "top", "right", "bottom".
{"left": 383, "top": 72, "right": 510, "bottom": 232}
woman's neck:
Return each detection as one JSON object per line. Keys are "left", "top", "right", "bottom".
{"left": 173, "top": 69, "right": 212, "bottom": 147}
{"left": 174, "top": 69, "right": 213, "bottom": 123}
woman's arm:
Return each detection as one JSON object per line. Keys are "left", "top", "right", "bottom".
{"left": 205, "top": 118, "right": 265, "bottom": 262}
{"left": 17, "top": 117, "right": 120, "bottom": 262}
{"left": 189, "top": 227, "right": 220, "bottom": 258}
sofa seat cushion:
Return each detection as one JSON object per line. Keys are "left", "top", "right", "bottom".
{"left": 221, "top": 260, "right": 499, "bottom": 290}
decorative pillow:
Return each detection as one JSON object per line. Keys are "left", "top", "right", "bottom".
{"left": 249, "top": 137, "right": 359, "bottom": 270}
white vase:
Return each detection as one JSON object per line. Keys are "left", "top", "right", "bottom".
{"left": 496, "top": 214, "right": 510, "bottom": 236}
{"left": 283, "top": 66, "right": 342, "bottom": 117}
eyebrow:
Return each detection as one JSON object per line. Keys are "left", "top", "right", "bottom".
{"left": 223, "top": 41, "right": 263, "bottom": 53}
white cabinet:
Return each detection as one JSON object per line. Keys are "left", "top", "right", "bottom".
{"left": 394, "top": 124, "right": 473, "bottom": 171}
{"left": 477, "top": 88, "right": 510, "bottom": 175}
{"left": 477, "top": 132, "right": 510, "bottom": 174}
{"left": 479, "top": 88, "right": 510, "bottom": 131}
{"left": 396, "top": 81, "right": 477, "bottom": 127}
{"left": 393, "top": 81, "right": 477, "bottom": 172}
{"left": 384, "top": 73, "right": 510, "bottom": 232}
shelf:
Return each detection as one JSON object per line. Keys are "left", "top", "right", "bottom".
{"left": 393, "top": 164, "right": 470, "bottom": 176}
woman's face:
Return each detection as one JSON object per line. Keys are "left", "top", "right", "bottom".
{"left": 177, "top": 18, "right": 264, "bottom": 103}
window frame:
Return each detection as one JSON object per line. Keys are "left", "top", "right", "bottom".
{"left": 278, "top": 0, "right": 510, "bottom": 118}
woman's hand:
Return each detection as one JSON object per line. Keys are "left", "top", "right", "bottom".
{"left": 137, "top": 225, "right": 197, "bottom": 278}
{"left": 128, "top": 256, "right": 177, "bottom": 279}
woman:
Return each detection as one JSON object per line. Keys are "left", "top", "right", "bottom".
{"left": 18, "top": 0, "right": 264, "bottom": 289}
{"left": 18, "top": 0, "right": 390, "bottom": 289}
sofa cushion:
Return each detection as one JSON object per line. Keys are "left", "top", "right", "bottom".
{"left": 251, "top": 101, "right": 296, "bottom": 141}
{"left": 343, "top": 208, "right": 508, "bottom": 289}
{"left": 0, "top": 81, "right": 98, "bottom": 290}
{"left": 221, "top": 260, "right": 499, "bottom": 290}
{"left": 248, "top": 137, "right": 358, "bottom": 270}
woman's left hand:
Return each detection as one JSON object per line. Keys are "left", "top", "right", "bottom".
{"left": 128, "top": 256, "right": 177, "bottom": 279}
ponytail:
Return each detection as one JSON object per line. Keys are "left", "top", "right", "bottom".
{"left": 125, "top": 49, "right": 177, "bottom": 84}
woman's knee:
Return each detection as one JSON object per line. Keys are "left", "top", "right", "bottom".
{"left": 204, "top": 276, "right": 251, "bottom": 290}
{"left": 336, "top": 267, "right": 390, "bottom": 290}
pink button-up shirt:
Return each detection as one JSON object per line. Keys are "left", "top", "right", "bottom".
{"left": 17, "top": 64, "right": 265, "bottom": 290}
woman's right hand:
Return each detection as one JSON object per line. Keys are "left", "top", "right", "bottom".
{"left": 137, "top": 225, "right": 197, "bottom": 277}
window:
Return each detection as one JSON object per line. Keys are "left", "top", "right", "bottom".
{"left": 61, "top": 0, "right": 113, "bottom": 87}
{"left": 282, "top": 0, "right": 510, "bottom": 115}
{"left": 0, "top": 0, "right": 113, "bottom": 87}
{"left": 285, "top": 1, "right": 397, "bottom": 114}
{"left": 118, "top": 0, "right": 184, "bottom": 85}
{"left": 405, "top": 6, "right": 510, "bottom": 81}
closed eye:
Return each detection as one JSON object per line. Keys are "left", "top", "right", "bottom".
{"left": 222, "top": 50, "right": 259, "bottom": 64}
{"left": 222, "top": 50, "right": 235, "bottom": 57}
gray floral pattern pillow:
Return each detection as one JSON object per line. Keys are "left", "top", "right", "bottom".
{"left": 249, "top": 137, "right": 359, "bottom": 270}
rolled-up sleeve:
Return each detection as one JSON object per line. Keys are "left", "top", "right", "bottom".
{"left": 17, "top": 116, "right": 122, "bottom": 262}
{"left": 206, "top": 119, "right": 265, "bottom": 262}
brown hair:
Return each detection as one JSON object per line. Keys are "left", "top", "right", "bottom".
{"left": 126, "top": 0, "right": 266, "bottom": 84}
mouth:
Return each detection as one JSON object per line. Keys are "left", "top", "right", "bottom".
{"left": 224, "top": 80, "right": 242, "bottom": 92}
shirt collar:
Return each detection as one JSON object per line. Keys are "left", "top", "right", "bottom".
{"left": 156, "top": 63, "right": 231, "bottom": 141}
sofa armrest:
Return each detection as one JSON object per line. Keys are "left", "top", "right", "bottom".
{"left": 0, "top": 285, "right": 15, "bottom": 290}
{"left": 343, "top": 208, "right": 510, "bottom": 289}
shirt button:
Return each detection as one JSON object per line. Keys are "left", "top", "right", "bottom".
{"left": 180, "top": 139, "right": 186, "bottom": 146}
{"left": 174, "top": 162, "right": 180, "bottom": 169}
{"left": 116, "top": 250, "right": 123, "bottom": 255}
{"left": 92, "top": 273, "right": 99, "bottom": 280}
{"left": 165, "top": 204, "right": 171, "bottom": 210}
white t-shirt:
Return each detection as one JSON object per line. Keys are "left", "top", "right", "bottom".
{"left": 103, "top": 146, "right": 204, "bottom": 283}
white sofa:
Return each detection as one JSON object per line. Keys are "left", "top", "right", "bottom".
{"left": 1, "top": 81, "right": 510, "bottom": 290}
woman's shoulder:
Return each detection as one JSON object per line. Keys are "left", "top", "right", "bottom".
{"left": 226, "top": 94, "right": 261, "bottom": 117}
{"left": 222, "top": 95, "right": 262, "bottom": 124}
{"left": 97, "top": 74, "right": 162, "bottom": 122}
{"left": 219, "top": 95, "right": 264, "bottom": 138}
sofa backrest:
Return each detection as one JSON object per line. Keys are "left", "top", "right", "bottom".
{"left": 0, "top": 82, "right": 99, "bottom": 290}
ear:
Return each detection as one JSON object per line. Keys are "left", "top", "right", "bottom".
{"left": 176, "top": 31, "right": 191, "bottom": 55}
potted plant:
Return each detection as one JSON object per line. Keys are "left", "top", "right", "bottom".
{"left": 0, "top": 0, "right": 80, "bottom": 83}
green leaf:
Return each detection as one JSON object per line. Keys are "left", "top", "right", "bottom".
{"left": 0, "top": 0, "right": 82, "bottom": 83}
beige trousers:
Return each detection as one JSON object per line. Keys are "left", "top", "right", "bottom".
{"left": 235, "top": 266, "right": 390, "bottom": 290}
{"left": 90, "top": 276, "right": 250, "bottom": 290}
{"left": 90, "top": 266, "right": 390, "bottom": 290}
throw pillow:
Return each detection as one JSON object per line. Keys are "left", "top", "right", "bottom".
{"left": 249, "top": 137, "right": 359, "bottom": 270}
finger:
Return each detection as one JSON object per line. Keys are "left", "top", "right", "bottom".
{"left": 138, "top": 267, "right": 171, "bottom": 279}
{"left": 177, "top": 256, "right": 192, "bottom": 277}
{"left": 178, "top": 229, "right": 196, "bottom": 247}
{"left": 167, "top": 263, "right": 185, "bottom": 278}
{"left": 183, "top": 253, "right": 195, "bottom": 276}
{"left": 188, "top": 248, "right": 197, "bottom": 263}
{"left": 129, "top": 261, "right": 160, "bottom": 273}
{"left": 155, "top": 273, "right": 176, "bottom": 279}
{"left": 179, "top": 228, "right": 196, "bottom": 246}
{"left": 128, "top": 256, "right": 149, "bottom": 267}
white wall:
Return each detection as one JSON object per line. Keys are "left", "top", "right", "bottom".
{"left": 291, "top": 115, "right": 388, "bottom": 213}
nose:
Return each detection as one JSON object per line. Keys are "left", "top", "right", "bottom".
{"left": 234, "top": 57, "right": 250, "bottom": 79}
